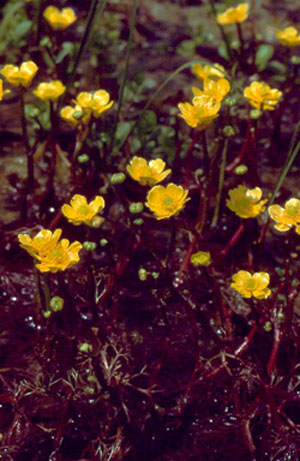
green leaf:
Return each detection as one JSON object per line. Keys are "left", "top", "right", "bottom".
{"left": 255, "top": 44, "right": 274, "bottom": 71}
{"left": 115, "top": 121, "right": 135, "bottom": 149}
{"left": 176, "top": 40, "right": 196, "bottom": 57}
{"left": 55, "top": 42, "right": 74, "bottom": 64}
{"left": 15, "top": 19, "right": 32, "bottom": 38}
{"left": 137, "top": 110, "right": 157, "bottom": 135}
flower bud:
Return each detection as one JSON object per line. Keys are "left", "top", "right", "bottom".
{"left": 224, "top": 96, "right": 237, "bottom": 107}
{"left": 222, "top": 125, "right": 235, "bottom": 138}
{"left": 78, "top": 342, "right": 93, "bottom": 353}
{"left": 83, "top": 241, "right": 97, "bottom": 251}
{"left": 129, "top": 202, "right": 144, "bottom": 214}
{"left": 90, "top": 216, "right": 104, "bottom": 228}
{"left": 77, "top": 153, "right": 89, "bottom": 163}
{"left": 133, "top": 218, "right": 144, "bottom": 226}
{"left": 152, "top": 272, "right": 159, "bottom": 279}
{"left": 250, "top": 109, "right": 262, "bottom": 119}
{"left": 43, "top": 310, "right": 52, "bottom": 318}
{"left": 50, "top": 296, "right": 64, "bottom": 312}
{"left": 73, "top": 110, "right": 84, "bottom": 120}
{"left": 138, "top": 268, "right": 147, "bottom": 281}
{"left": 100, "top": 238, "right": 108, "bottom": 247}
{"left": 234, "top": 164, "right": 248, "bottom": 175}
{"left": 110, "top": 173, "right": 126, "bottom": 184}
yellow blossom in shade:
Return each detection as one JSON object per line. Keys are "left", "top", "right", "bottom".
{"left": 268, "top": 198, "right": 300, "bottom": 234}
{"left": 60, "top": 104, "right": 91, "bottom": 126}
{"left": 217, "top": 3, "right": 249, "bottom": 25}
{"left": 244, "top": 81, "right": 282, "bottom": 111}
{"left": 0, "top": 61, "right": 38, "bottom": 88}
{"left": 75, "top": 90, "right": 113, "bottom": 118}
{"left": 226, "top": 185, "right": 267, "bottom": 218}
{"left": 192, "top": 78, "right": 230, "bottom": 103}
{"left": 191, "top": 251, "right": 211, "bottom": 267}
{"left": 0, "top": 80, "right": 10, "bottom": 101}
{"left": 231, "top": 270, "right": 271, "bottom": 299}
{"left": 43, "top": 6, "right": 77, "bottom": 30}
{"left": 18, "top": 229, "right": 82, "bottom": 273}
{"left": 178, "top": 94, "right": 220, "bottom": 130}
{"left": 146, "top": 183, "right": 190, "bottom": 220}
{"left": 276, "top": 27, "right": 300, "bottom": 47}
{"left": 33, "top": 80, "right": 66, "bottom": 101}
{"left": 61, "top": 194, "right": 105, "bottom": 226}
{"left": 127, "top": 157, "right": 171, "bottom": 186}
{"left": 18, "top": 229, "right": 63, "bottom": 260}
{"left": 192, "top": 63, "right": 226, "bottom": 81}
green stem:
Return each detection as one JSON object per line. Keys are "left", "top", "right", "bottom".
{"left": 20, "top": 87, "right": 33, "bottom": 187}
{"left": 236, "top": 23, "right": 244, "bottom": 54}
{"left": 34, "top": 264, "right": 43, "bottom": 316}
{"left": 207, "top": 0, "right": 232, "bottom": 59}
{"left": 211, "top": 138, "right": 229, "bottom": 228}
{"left": 42, "top": 273, "right": 51, "bottom": 312}
{"left": 108, "top": 0, "right": 139, "bottom": 154}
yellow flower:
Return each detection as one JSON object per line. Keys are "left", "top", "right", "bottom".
{"left": 33, "top": 80, "right": 66, "bottom": 101}
{"left": 217, "top": 3, "right": 249, "bottom": 25}
{"left": 192, "top": 77, "right": 230, "bottom": 103}
{"left": 191, "top": 251, "right": 211, "bottom": 267}
{"left": 226, "top": 185, "right": 267, "bottom": 218}
{"left": 0, "top": 61, "right": 38, "bottom": 88}
{"left": 178, "top": 94, "right": 220, "bottom": 130}
{"left": 0, "top": 79, "right": 10, "bottom": 100}
{"left": 60, "top": 105, "right": 91, "bottom": 126}
{"left": 146, "top": 183, "right": 190, "bottom": 220}
{"left": 75, "top": 90, "right": 113, "bottom": 118}
{"left": 61, "top": 194, "right": 105, "bottom": 226}
{"left": 231, "top": 270, "right": 271, "bottom": 299}
{"left": 268, "top": 198, "right": 300, "bottom": 234}
{"left": 276, "top": 26, "right": 300, "bottom": 47}
{"left": 244, "top": 81, "right": 282, "bottom": 111}
{"left": 18, "top": 229, "right": 83, "bottom": 273}
{"left": 43, "top": 6, "right": 77, "bottom": 30}
{"left": 127, "top": 157, "right": 171, "bottom": 186}
{"left": 192, "top": 63, "right": 226, "bottom": 81}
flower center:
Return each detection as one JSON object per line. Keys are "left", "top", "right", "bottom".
{"left": 79, "top": 205, "right": 91, "bottom": 216}
{"left": 246, "top": 279, "right": 255, "bottom": 290}
{"left": 163, "top": 197, "right": 174, "bottom": 208}
{"left": 287, "top": 206, "right": 298, "bottom": 217}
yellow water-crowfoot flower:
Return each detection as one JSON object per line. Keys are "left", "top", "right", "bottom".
{"left": 0, "top": 80, "right": 10, "bottom": 101}
{"left": 268, "top": 198, "right": 300, "bottom": 234}
{"left": 244, "top": 81, "right": 282, "bottom": 111}
{"left": 191, "top": 251, "right": 211, "bottom": 267}
{"left": 226, "top": 185, "right": 267, "bottom": 218}
{"left": 75, "top": 90, "right": 113, "bottom": 118}
{"left": 60, "top": 105, "right": 91, "bottom": 126}
{"left": 18, "top": 229, "right": 82, "bottom": 273}
{"left": 217, "top": 3, "right": 249, "bottom": 25}
{"left": 33, "top": 80, "right": 66, "bottom": 101}
{"left": 276, "top": 27, "right": 300, "bottom": 47}
{"left": 43, "top": 6, "right": 77, "bottom": 30}
{"left": 127, "top": 157, "right": 171, "bottom": 186}
{"left": 178, "top": 94, "right": 221, "bottom": 130}
{"left": 61, "top": 194, "right": 105, "bottom": 226}
{"left": 146, "top": 183, "right": 190, "bottom": 220}
{"left": 0, "top": 61, "right": 38, "bottom": 88}
{"left": 231, "top": 270, "right": 271, "bottom": 299}
{"left": 192, "top": 78, "right": 230, "bottom": 103}
{"left": 192, "top": 63, "right": 226, "bottom": 82}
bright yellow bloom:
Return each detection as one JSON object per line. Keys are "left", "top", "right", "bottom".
{"left": 231, "top": 270, "right": 271, "bottom": 299}
{"left": 226, "top": 185, "right": 267, "bottom": 218}
{"left": 178, "top": 94, "right": 220, "bottom": 130}
{"left": 127, "top": 157, "right": 171, "bottom": 186}
{"left": 191, "top": 251, "right": 211, "bottom": 267}
{"left": 61, "top": 194, "right": 105, "bottom": 226}
{"left": 217, "top": 3, "right": 249, "bottom": 25}
{"left": 192, "top": 63, "right": 226, "bottom": 81}
{"left": 276, "top": 27, "right": 300, "bottom": 47}
{"left": 18, "top": 229, "right": 83, "bottom": 273}
{"left": 43, "top": 6, "right": 77, "bottom": 30}
{"left": 33, "top": 80, "right": 66, "bottom": 101}
{"left": 75, "top": 90, "right": 113, "bottom": 118}
{"left": 60, "top": 105, "right": 91, "bottom": 126}
{"left": 268, "top": 198, "right": 300, "bottom": 234}
{"left": 0, "top": 80, "right": 10, "bottom": 100}
{"left": 146, "top": 183, "right": 189, "bottom": 220}
{"left": 192, "top": 77, "right": 230, "bottom": 103}
{"left": 244, "top": 81, "right": 282, "bottom": 111}
{"left": 0, "top": 61, "right": 38, "bottom": 88}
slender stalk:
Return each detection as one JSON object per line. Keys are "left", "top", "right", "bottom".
{"left": 217, "top": 222, "right": 245, "bottom": 260}
{"left": 211, "top": 138, "right": 229, "bottom": 228}
{"left": 108, "top": 0, "right": 139, "bottom": 154}
{"left": 33, "top": 264, "right": 43, "bottom": 317}
{"left": 207, "top": 0, "right": 232, "bottom": 59}
{"left": 236, "top": 23, "right": 245, "bottom": 53}
{"left": 184, "top": 130, "right": 200, "bottom": 187}
{"left": 201, "top": 131, "right": 209, "bottom": 176}
{"left": 20, "top": 87, "right": 33, "bottom": 188}
{"left": 42, "top": 273, "right": 51, "bottom": 312}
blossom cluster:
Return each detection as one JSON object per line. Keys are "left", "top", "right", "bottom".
{"left": 61, "top": 90, "right": 114, "bottom": 126}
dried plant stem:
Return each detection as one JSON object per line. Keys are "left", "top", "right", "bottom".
{"left": 211, "top": 138, "right": 229, "bottom": 228}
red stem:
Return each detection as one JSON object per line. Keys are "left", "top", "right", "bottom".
{"left": 217, "top": 222, "right": 245, "bottom": 260}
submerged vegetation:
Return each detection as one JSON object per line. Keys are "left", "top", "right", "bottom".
{"left": 1, "top": 0, "right": 300, "bottom": 459}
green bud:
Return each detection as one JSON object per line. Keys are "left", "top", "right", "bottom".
{"left": 263, "top": 321, "right": 272, "bottom": 332}
{"left": 234, "top": 164, "right": 248, "bottom": 175}
{"left": 73, "top": 111, "right": 84, "bottom": 120}
{"left": 90, "top": 216, "right": 104, "bottom": 228}
{"left": 138, "top": 268, "right": 147, "bottom": 281}
{"left": 87, "top": 375, "right": 97, "bottom": 383}
{"left": 224, "top": 96, "right": 237, "bottom": 107}
{"left": 40, "top": 36, "right": 51, "bottom": 47}
{"left": 152, "top": 272, "right": 159, "bottom": 279}
{"left": 77, "top": 154, "right": 89, "bottom": 163}
{"left": 291, "top": 252, "right": 298, "bottom": 258}
{"left": 133, "top": 218, "right": 144, "bottom": 226}
{"left": 85, "top": 386, "right": 95, "bottom": 394}
{"left": 43, "top": 310, "right": 52, "bottom": 319}
{"left": 78, "top": 342, "right": 93, "bottom": 353}
{"left": 100, "top": 238, "right": 108, "bottom": 247}
{"left": 83, "top": 241, "right": 97, "bottom": 251}
{"left": 250, "top": 109, "right": 262, "bottom": 120}
{"left": 129, "top": 202, "right": 144, "bottom": 214}
{"left": 26, "top": 106, "right": 40, "bottom": 118}
{"left": 50, "top": 296, "right": 64, "bottom": 312}
{"left": 73, "top": 81, "right": 80, "bottom": 88}
{"left": 110, "top": 172, "right": 126, "bottom": 184}
{"left": 290, "top": 55, "right": 300, "bottom": 65}
{"left": 222, "top": 125, "right": 235, "bottom": 138}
